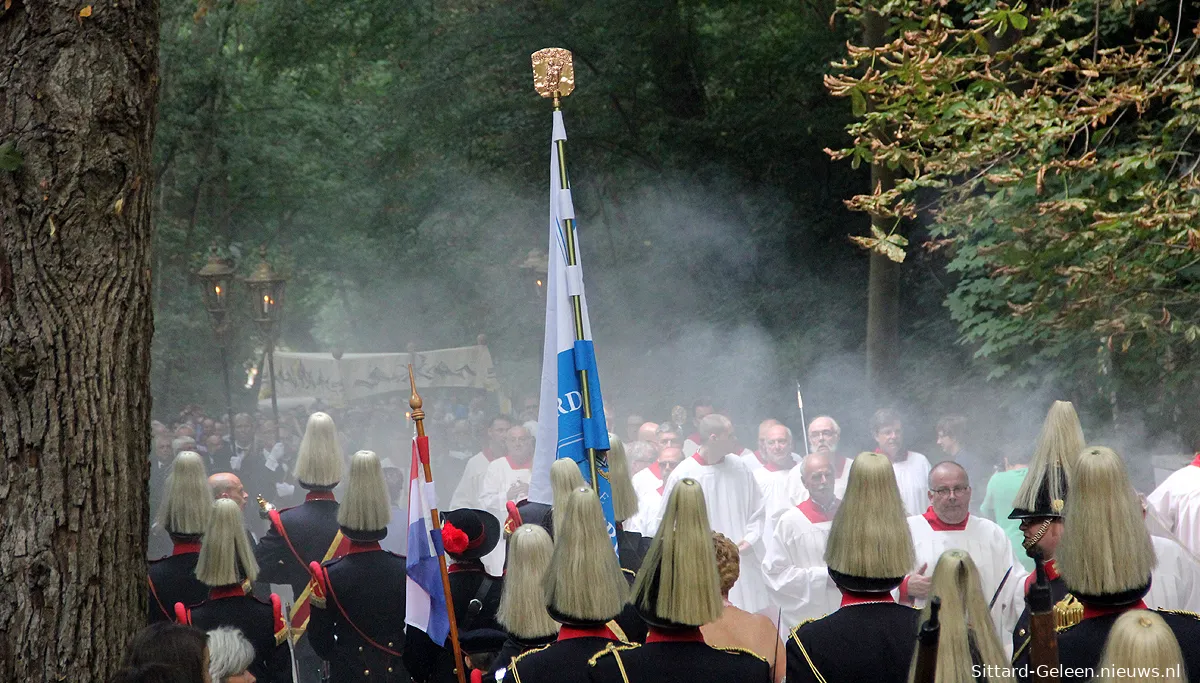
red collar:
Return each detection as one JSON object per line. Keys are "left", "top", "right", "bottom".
{"left": 1082, "top": 600, "right": 1147, "bottom": 621}
{"left": 557, "top": 624, "right": 617, "bottom": 641}
{"left": 762, "top": 459, "right": 793, "bottom": 473}
{"left": 1191, "top": 453, "right": 1200, "bottom": 467}
{"left": 172, "top": 540, "right": 202, "bottom": 556}
{"left": 347, "top": 541, "right": 381, "bottom": 555}
{"left": 874, "top": 448, "right": 908, "bottom": 463}
{"left": 305, "top": 491, "right": 336, "bottom": 502}
{"left": 210, "top": 584, "right": 247, "bottom": 600}
{"left": 646, "top": 627, "right": 705, "bottom": 643}
{"left": 923, "top": 506, "right": 969, "bottom": 531}
{"left": 798, "top": 498, "right": 838, "bottom": 524}
{"left": 692, "top": 452, "right": 723, "bottom": 466}
{"left": 448, "top": 562, "right": 485, "bottom": 574}
{"left": 505, "top": 455, "right": 533, "bottom": 470}
{"left": 753, "top": 450, "right": 767, "bottom": 465}
{"left": 839, "top": 590, "right": 895, "bottom": 607}
{"left": 649, "top": 461, "right": 663, "bottom": 481}
{"left": 1024, "top": 558, "right": 1061, "bottom": 592}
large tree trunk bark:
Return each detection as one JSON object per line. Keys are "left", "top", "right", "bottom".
{"left": 863, "top": 9, "right": 899, "bottom": 402}
{"left": 0, "top": 0, "right": 159, "bottom": 678}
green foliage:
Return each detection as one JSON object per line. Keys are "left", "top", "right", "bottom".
{"left": 828, "top": 0, "right": 1200, "bottom": 426}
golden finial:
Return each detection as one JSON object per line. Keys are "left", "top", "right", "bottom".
{"left": 532, "top": 48, "right": 575, "bottom": 105}
{"left": 408, "top": 365, "right": 425, "bottom": 421}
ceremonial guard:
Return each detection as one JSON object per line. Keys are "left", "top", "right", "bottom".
{"left": 148, "top": 451, "right": 212, "bottom": 623}
{"left": 786, "top": 453, "right": 921, "bottom": 683}
{"left": 490, "top": 524, "right": 559, "bottom": 681}
{"left": 177, "top": 498, "right": 292, "bottom": 683}
{"left": 913, "top": 549, "right": 1013, "bottom": 683}
{"left": 607, "top": 438, "right": 653, "bottom": 575}
{"left": 1053, "top": 446, "right": 1200, "bottom": 680}
{"left": 507, "top": 486, "right": 630, "bottom": 683}
{"left": 403, "top": 508, "right": 503, "bottom": 683}
{"left": 1006, "top": 401, "right": 1084, "bottom": 667}
{"left": 308, "top": 451, "right": 408, "bottom": 682}
{"left": 588, "top": 479, "right": 772, "bottom": 683}
{"left": 255, "top": 411, "right": 347, "bottom": 683}
{"left": 1094, "top": 611, "right": 1187, "bottom": 682}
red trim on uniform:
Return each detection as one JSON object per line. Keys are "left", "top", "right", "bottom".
{"left": 797, "top": 499, "right": 836, "bottom": 524}
{"left": 646, "top": 627, "right": 706, "bottom": 643}
{"left": 172, "top": 541, "right": 202, "bottom": 555}
{"left": 210, "top": 584, "right": 247, "bottom": 600}
{"left": 504, "top": 455, "right": 533, "bottom": 470}
{"left": 923, "top": 507, "right": 969, "bottom": 531}
{"left": 1023, "top": 558, "right": 1061, "bottom": 592}
{"left": 448, "top": 562, "right": 485, "bottom": 574}
{"left": 899, "top": 576, "right": 911, "bottom": 604}
{"left": 309, "top": 561, "right": 327, "bottom": 599}
{"left": 346, "top": 541, "right": 381, "bottom": 555}
{"left": 1082, "top": 600, "right": 1147, "bottom": 621}
{"left": 692, "top": 453, "right": 705, "bottom": 464}
{"left": 305, "top": 491, "right": 336, "bottom": 502}
{"left": 1191, "top": 453, "right": 1200, "bottom": 467}
{"left": 470, "top": 671, "right": 483, "bottom": 683}
{"left": 272, "top": 593, "right": 286, "bottom": 633}
{"left": 840, "top": 590, "right": 896, "bottom": 607}
{"left": 557, "top": 624, "right": 618, "bottom": 641}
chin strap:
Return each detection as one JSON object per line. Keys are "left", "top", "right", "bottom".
{"left": 1023, "top": 519, "right": 1051, "bottom": 551}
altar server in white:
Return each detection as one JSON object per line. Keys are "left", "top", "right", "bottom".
{"left": 478, "top": 424, "right": 535, "bottom": 573}
{"left": 628, "top": 445, "right": 683, "bottom": 534}
{"left": 870, "top": 408, "right": 931, "bottom": 515}
{"left": 781, "top": 416, "right": 853, "bottom": 511}
{"left": 898, "top": 461, "right": 1021, "bottom": 647}
{"left": 655, "top": 413, "right": 769, "bottom": 613}
{"left": 1147, "top": 451, "right": 1200, "bottom": 557}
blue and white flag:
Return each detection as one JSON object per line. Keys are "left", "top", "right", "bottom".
{"left": 528, "top": 110, "right": 616, "bottom": 550}
{"left": 405, "top": 437, "right": 450, "bottom": 644}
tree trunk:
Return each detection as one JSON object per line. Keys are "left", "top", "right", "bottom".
{"left": 863, "top": 8, "right": 900, "bottom": 402}
{"left": 0, "top": 0, "right": 159, "bottom": 678}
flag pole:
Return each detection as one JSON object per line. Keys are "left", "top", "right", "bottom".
{"left": 409, "top": 365, "right": 468, "bottom": 683}
{"left": 532, "top": 47, "right": 602, "bottom": 493}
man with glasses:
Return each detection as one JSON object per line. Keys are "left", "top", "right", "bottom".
{"left": 900, "top": 461, "right": 1021, "bottom": 648}
{"left": 628, "top": 444, "right": 685, "bottom": 534}
{"left": 785, "top": 416, "right": 852, "bottom": 506}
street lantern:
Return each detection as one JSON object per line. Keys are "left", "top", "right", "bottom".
{"left": 195, "top": 248, "right": 238, "bottom": 443}
{"left": 244, "top": 246, "right": 287, "bottom": 444}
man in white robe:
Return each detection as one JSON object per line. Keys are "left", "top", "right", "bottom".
{"left": 762, "top": 451, "right": 842, "bottom": 634}
{"left": 477, "top": 424, "right": 534, "bottom": 573}
{"left": 656, "top": 413, "right": 769, "bottom": 613}
{"left": 782, "top": 416, "right": 853, "bottom": 511}
{"left": 627, "top": 445, "right": 683, "bottom": 534}
{"left": 449, "top": 415, "right": 511, "bottom": 510}
{"left": 871, "top": 408, "right": 931, "bottom": 515}
{"left": 1146, "top": 534, "right": 1200, "bottom": 612}
{"left": 681, "top": 399, "right": 715, "bottom": 458}
{"left": 1147, "top": 453, "right": 1200, "bottom": 556}
{"left": 899, "top": 462, "right": 1021, "bottom": 654}
{"left": 752, "top": 423, "right": 802, "bottom": 553}
{"left": 742, "top": 419, "right": 802, "bottom": 472}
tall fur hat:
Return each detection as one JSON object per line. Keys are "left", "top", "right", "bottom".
{"left": 295, "top": 411, "right": 344, "bottom": 489}
{"left": 632, "top": 478, "right": 724, "bottom": 627}
{"left": 156, "top": 451, "right": 213, "bottom": 537}
{"left": 606, "top": 436, "right": 640, "bottom": 524}
{"left": 1057, "top": 446, "right": 1156, "bottom": 604}
{"left": 824, "top": 452, "right": 915, "bottom": 591}
{"left": 550, "top": 458, "right": 586, "bottom": 534}
{"left": 195, "top": 498, "right": 258, "bottom": 586}
{"left": 1009, "top": 401, "right": 1084, "bottom": 520}
{"left": 497, "top": 524, "right": 559, "bottom": 639}
{"left": 544, "top": 486, "right": 628, "bottom": 625}
{"left": 337, "top": 450, "right": 391, "bottom": 540}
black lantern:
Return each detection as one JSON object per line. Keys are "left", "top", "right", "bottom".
{"left": 197, "top": 250, "right": 236, "bottom": 331}
{"left": 244, "top": 246, "right": 287, "bottom": 338}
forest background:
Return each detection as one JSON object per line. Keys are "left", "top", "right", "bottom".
{"left": 150, "top": 0, "right": 1200, "bottom": 484}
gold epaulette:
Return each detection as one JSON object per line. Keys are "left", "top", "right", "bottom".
{"left": 605, "top": 619, "right": 629, "bottom": 643}
{"left": 509, "top": 643, "right": 552, "bottom": 667}
{"left": 711, "top": 646, "right": 769, "bottom": 663}
{"left": 1156, "top": 609, "right": 1200, "bottom": 621}
{"left": 588, "top": 642, "right": 641, "bottom": 667}
{"left": 1054, "top": 594, "right": 1082, "bottom": 631}
{"left": 787, "top": 615, "right": 825, "bottom": 640}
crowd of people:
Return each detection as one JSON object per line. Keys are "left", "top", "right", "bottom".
{"left": 120, "top": 396, "right": 1200, "bottom": 683}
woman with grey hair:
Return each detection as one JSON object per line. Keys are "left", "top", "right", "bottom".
{"left": 207, "top": 626, "right": 256, "bottom": 683}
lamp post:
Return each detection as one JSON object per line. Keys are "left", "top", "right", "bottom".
{"left": 244, "top": 246, "right": 287, "bottom": 445}
{"left": 196, "top": 249, "right": 238, "bottom": 446}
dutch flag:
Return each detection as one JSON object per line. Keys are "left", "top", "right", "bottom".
{"left": 405, "top": 437, "right": 450, "bottom": 645}
{"left": 528, "top": 109, "right": 617, "bottom": 551}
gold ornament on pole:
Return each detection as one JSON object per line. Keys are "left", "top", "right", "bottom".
{"left": 531, "top": 47, "right": 575, "bottom": 105}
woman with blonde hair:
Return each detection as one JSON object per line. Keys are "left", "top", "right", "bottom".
{"left": 490, "top": 524, "right": 560, "bottom": 680}
{"left": 788, "top": 452, "right": 920, "bottom": 683}
{"left": 177, "top": 499, "right": 291, "bottom": 682}
{"left": 588, "top": 479, "right": 771, "bottom": 683}
{"left": 908, "top": 550, "right": 1013, "bottom": 683}
{"left": 1095, "top": 610, "right": 1186, "bottom": 683}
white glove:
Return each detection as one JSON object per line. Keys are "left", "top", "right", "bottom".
{"left": 263, "top": 442, "right": 284, "bottom": 471}
{"left": 275, "top": 482, "right": 295, "bottom": 498}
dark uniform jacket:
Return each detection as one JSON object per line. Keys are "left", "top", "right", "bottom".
{"left": 404, "top": 562, "right": 503, "bottom": 683}
{"left": 489, "top": 634, "right": 557, "bottom": 682}
{"left": 309, "top": 542, "right": 409, "bottom": 683}
{"left": 787, "top": 600, "right": 920, "bottom": 683}
{"left": 256, "top": 492, "right": 342, "bottom": 594}
{"left": 177, "top": 585, "right": 293, "bottom": 683}
{"left": 587, "top": 634, "right": 771, "bottom": 683}
{"left": 1056, "top": 608, "right": 1200, "bottom": 682}
{"left": 508, "top": 628, "right": 621, "bottom": 683}
{"left": 147, "top": 541, "right": 208, "bottom": 623}
{"left": 616, "top": 529, "right": 652, "bottom": 576}
{"left": 1011, "top": 559, "right": 1071, "bottom": 668}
